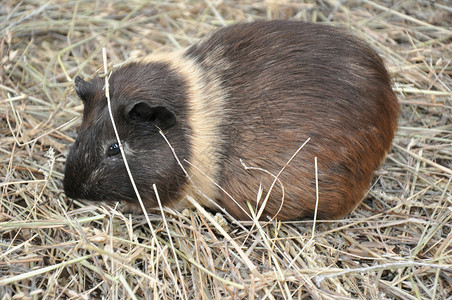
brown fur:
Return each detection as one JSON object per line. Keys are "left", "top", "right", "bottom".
{"left": 64, "top": 20, "right": 399, "bottom": 221}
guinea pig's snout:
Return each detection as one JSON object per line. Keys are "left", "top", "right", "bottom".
{"left": 63, "top": 162, "right": 90, "bottom": 201}
{"left": 63, "top": 176, "right": 88, "bottom": 201}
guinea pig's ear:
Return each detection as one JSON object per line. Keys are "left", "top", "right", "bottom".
{"left": 127, "top": 102, "right": 177, "bottom": 130}
{"left": 74, "top": 76, "right": 92, "bottom": 103}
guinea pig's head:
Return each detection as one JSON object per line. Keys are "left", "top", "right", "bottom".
{"left": 63, "top": 61, "right": 191, "bottom": 210}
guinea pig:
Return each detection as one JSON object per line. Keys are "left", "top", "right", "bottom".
{"left": 63, "top": 20, "right": 399, "bottom": 221}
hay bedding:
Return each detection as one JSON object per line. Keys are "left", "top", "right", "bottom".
{"left": 0, "top": 0, "right": 451, "bottom": 299}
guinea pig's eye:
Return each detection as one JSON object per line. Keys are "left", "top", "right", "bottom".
{"left": 106, "top": 142, "right": 120, "bottom": 157}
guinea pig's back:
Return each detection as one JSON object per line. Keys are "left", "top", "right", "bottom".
{"left": 185, "top": 21, "right": 399, "bottom": 220}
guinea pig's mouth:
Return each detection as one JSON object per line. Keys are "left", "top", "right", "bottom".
{"left": 87, "top": 193, "right": 138, "bottom": 204}
{"left": 62, "top": 181, "right": 84, "bottom": 201}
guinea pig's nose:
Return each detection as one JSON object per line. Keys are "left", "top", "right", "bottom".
{"left": 63, "top": 177, "right": 86, "bottom": 200}
{"left": 63, "top": 184, "right": 78, "bottom": 200}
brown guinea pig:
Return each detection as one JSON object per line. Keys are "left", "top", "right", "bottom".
{"left": 63, "top": 20, "right": 399, "bottom": 221}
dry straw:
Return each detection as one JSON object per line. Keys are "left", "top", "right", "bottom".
{"left": 1, "top": 0, "right": 451, "bottom": 299}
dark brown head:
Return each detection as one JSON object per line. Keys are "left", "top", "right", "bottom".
{"left": 63, "top": 61, "right": 191, "bottom": 209}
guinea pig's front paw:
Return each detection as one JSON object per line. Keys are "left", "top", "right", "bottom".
{"left": 117, "top": 201, "right": 144, "bottom": 214}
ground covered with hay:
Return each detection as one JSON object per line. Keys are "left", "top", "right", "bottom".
{"left": 1, "top": 1, "right": 451, "bottom": 299}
